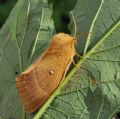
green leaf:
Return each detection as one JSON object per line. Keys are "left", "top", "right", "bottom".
{"left": 0, "top": 0, "right": 54, "bottom": 118}
{"left": 35, "top": 0, "right": 120, "bottom": 119}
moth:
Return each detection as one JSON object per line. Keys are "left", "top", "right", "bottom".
{"left": 16, "top": 33, "right": 76, "bottom": 113}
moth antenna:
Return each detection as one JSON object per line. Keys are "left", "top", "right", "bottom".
{"left": 71, "top": 12, "right": 77, "bottom": 38}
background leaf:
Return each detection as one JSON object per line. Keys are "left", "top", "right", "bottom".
{"left": 0, "top": 0, "right": 54, "bottom": 118}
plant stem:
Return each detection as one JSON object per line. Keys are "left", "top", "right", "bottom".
{"left": 22, "top": 106, "right": 26, "bottom": 119}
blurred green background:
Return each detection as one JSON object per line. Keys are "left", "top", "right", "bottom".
{"left": 0, "top": 0, "right": 76, "bottom": 33}
{"left": 0, "top": 0, "right": 17, "bottom": 27}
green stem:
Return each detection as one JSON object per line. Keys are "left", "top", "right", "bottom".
{"left": 22, "top": 106, "right": 26, "bottom": 119}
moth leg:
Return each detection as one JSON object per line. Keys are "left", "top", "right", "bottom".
{"left": 75, "top": 50, "right": 82, "bottom": 58}
{"left": 75, "top": 50, "right": 86, "bottom": 60}
{"left": 72, "top": 59, "right": 80, "bottom": 69}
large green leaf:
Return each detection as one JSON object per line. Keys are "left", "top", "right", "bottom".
{"left": 34, "top": 0, "right": 120, "bottom": 119}
{"left": 0, "top": 0, "right": 54, "bottom": 118}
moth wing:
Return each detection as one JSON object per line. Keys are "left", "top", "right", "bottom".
{"left": 16, "top": 51, "right": 73, "bottom": 113}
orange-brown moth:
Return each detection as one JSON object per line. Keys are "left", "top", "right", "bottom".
{"left": 16, "top": 33, "right": 76, "bottom": 113}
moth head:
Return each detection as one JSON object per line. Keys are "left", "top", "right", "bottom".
{"left": 52, "top": 33, "right": 76, "bottom": 46}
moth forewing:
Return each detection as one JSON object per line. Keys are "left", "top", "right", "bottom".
{"left": 16, "top": 33, "right": 76, "bottom": 113}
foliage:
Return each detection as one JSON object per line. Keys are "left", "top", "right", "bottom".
{"left": 0, "top": 0, "right": 120, "bottom": 119}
